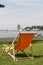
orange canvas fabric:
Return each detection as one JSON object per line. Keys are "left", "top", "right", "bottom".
{"left": 14, "top": 33, "right": 35, "bottom": 50}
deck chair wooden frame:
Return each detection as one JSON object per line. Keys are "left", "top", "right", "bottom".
{"left": 2, "top": 32, "right": 36, "bottom": 61}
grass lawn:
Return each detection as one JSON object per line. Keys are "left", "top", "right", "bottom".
{"left": 0, "top": 38, "right": 43, "bottom": 65}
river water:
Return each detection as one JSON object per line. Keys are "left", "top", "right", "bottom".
{"left": 0, "top": 31, "right": 43, "bottom": 38}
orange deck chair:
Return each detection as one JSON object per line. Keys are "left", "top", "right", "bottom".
{"left": 2, "top": 32, "right": 36, "bottom": 61}
{"left": 14, "top": 33, "right": 35, "bottom": 50}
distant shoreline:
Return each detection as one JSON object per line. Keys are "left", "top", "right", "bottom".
{"left": 0, "top": 38, "right": 15, "bottom": 41}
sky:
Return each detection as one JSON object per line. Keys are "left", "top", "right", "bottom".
{"left": 0, "top": 0, "right": 43, "bottom": 30}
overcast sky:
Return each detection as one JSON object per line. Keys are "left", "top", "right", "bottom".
{"left": 0, "top": 0, "right": 43, "bottom": 30}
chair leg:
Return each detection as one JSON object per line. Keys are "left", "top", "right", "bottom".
{"left": 21, "top": 50, "right": 29, "bottom": 57}
{"left": 1, "top": 44, "right": 17, "bottom": 61}
{"left": 9, "top": 46, "right": 18, "bottom": 61}
{"left": 4, "top": 47, "right": 17, "bottom": 61}
{"left": 30, "top": 43, "right": 34, "bottom": 59}
{"left": 8, "top": 52, "right": 16, "bottom": 61}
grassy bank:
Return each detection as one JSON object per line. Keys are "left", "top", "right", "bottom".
{"left": 0, "top": 38, "right": 43, "bottom": 65}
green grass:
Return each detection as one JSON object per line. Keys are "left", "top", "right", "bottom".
{"left": 0, "top": 38, "right": 43, "bottom": 65}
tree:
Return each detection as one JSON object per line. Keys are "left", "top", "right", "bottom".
{"left": 24, "top": 27, "right": 31, "bottom": 31}
{"left": 40, "top": 26, "right": 43, "bottom": 30}
{"left": 32, "top": 26, "right": 37, "bottom": 30}
{"left": 0, "top": 4, "right": 5, "bottom": 8}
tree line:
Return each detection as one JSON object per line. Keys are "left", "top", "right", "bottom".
{"left": 25, "top": 26, "right": 43, "bottom": 31}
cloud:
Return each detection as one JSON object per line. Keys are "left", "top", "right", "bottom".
{"left": 7, "top": 0, "right": 40, "bottom": 2}
{"left": 0, "top": 8, "right": 7, "bottom": 15}
{"left": 7, "top": 0, "right": 43, "bottom": 2}
{"left": 0, "top": 0, "right": 43, "bottom": 28}
{"left": 7, "top": 0, "right": 14, "bottom": 2}
{"left": 7, "top": 0, "right": 43, "bottom": 6}
{"left": 0, "top": 8, "right": 14, "bottom": 15}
